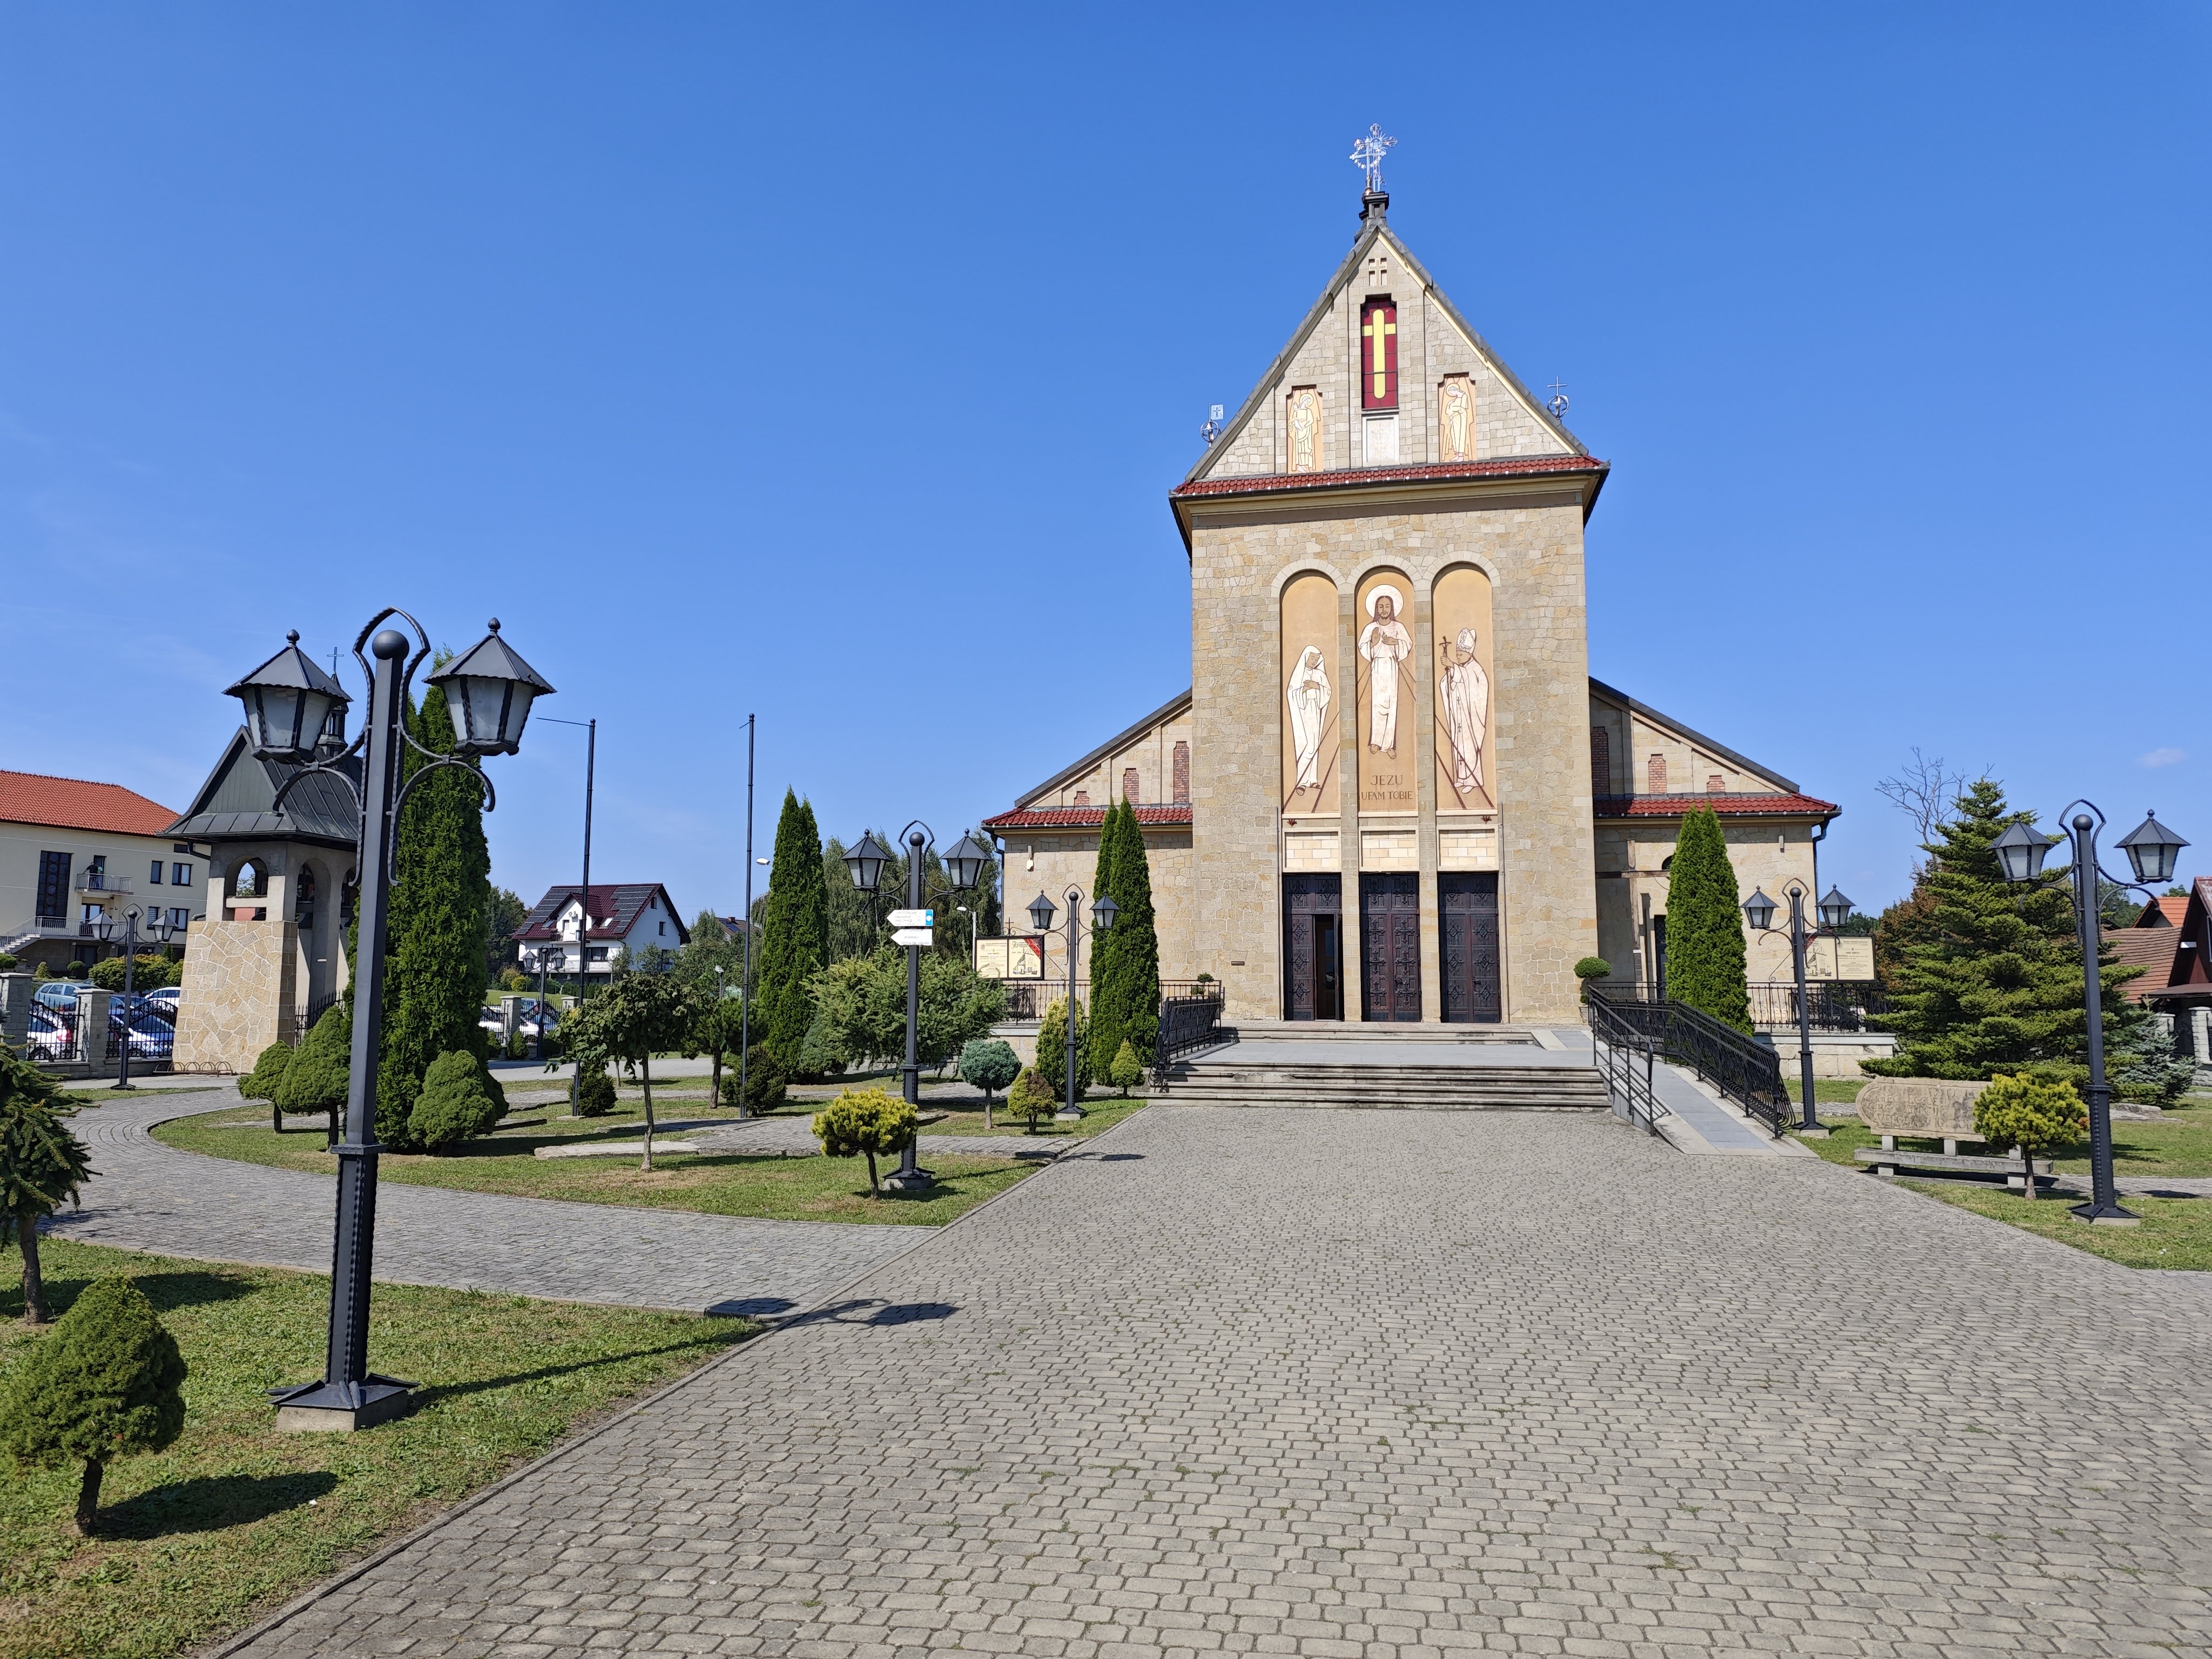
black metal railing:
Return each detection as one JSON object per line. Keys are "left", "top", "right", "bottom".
{"left": 1586, "top": 986, "right": 1788, "bottom": 1135}
{"left": 1587, "top": 993, "right": 1665, "bottom": 1136}
{"left": 1155, "top": 986, "right": 1228, "bottom": 1072}
{"left": 1747, "top": 981, "right": 1890, "bottom": 1031}
{"left": 995, "top": 977, "right": 1218, "bottom": 1022}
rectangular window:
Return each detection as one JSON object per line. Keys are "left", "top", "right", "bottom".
{"left": 1589, "top": 726, "right": 1611, "bottom": 798}
{"left": 1360, "top": 297, "right": 1399, "bottom": 410}
{"left": 169, "top": 908, "right": 190, "bottom": 932}
{"left": 174, "top": 863, "right": 192, "bottom": 886}
{"left": 36, "top": 852, "right": 70, "bottom": 923}
{"left": 658, "top": 920, "right": 666, "bottom": 936}
{"left": 150, "top": 860, "right": 164, "bottom": 885}
{"left": 587, "top": 946, "right": 610, "bottom": 962}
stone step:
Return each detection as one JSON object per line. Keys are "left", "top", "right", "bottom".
{"left": 1223, "top": 1019, "right": 1539, "bottom": 1046}
{"left": 1162, "top": 1063, "right": 1610, "bottom": 1111}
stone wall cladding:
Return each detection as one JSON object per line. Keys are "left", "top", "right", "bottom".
{"left": 172, "top": 915, "right": 299, "bottom": 1073}
{"left": 1003, "top": 832, "right": 1193, "bottom": 984}
{"left": 1594, "top": 820, "right": 1822, "bottom": 986}
{"left": 1190, "top": 488, "right": 1598, "bottom": 1024}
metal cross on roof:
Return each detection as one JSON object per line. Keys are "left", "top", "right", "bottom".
{"left": 1547, "top": 379, "right": 1570, "bottom": 421}
{"left": 1350, "top": 124, "right": 1397, "bottom": 193}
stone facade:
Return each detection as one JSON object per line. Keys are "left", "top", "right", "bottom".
{"left": 988, "top": 198, "right": 1841, "bottom": 1032}
{"left": 171, "top": 837, "right": 351, "bottom": 1072}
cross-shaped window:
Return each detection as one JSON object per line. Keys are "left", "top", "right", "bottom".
{"left": 1360, "top": 298, "right": 1398, "bottom": 410}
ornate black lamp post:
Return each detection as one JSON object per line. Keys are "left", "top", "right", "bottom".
{"left": 844, "top": 826, "right": 993, "bottom": 1189}
{"left": 1990, "top": 806, "right": 2188, "bottom": 1225}
{"left": 1024, "top": 886, "right": 1116, "bottom": 1121}
{"left": 227, "top": 613, "right": 553, "bottom": 1429}
{"left": 93, "top": 903, "right": 174, "bottom": 1090}
{"left": 1742, "top": 881, "right": 1854, "bottom": 1134}
{"left": 523, "top": 946, "right": 554, "bottom": 1063}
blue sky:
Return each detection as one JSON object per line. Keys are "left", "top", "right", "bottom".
{"left": 3, "top": 4, "right": 2206, "bottom": 924}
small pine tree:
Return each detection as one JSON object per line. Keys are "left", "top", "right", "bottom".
{"left": 1, "top": 1050, "right": 92, "bottom": 1325}
{"left": 575, "top": 1069, "right": 617, "bottom": 1116}
{"left": 1005, "top": 1065, "right": 1057, "bottom": 1135}
{"left": 239, "top": 1041, "right": 296, "bottom": 1132}
{"left": 1663, "top": 808, "right": 1751, "bottom": 1031}
{"left": 275, "top": 1003, "right": 350, "bottom": 1147}
{"left": 1036, "top": 997, "right": 1091, "bottom": 1104}
{"left": 1973, "top": 1073, "right": 2088, "bottom": 1199}
{"left": 409, "top": 1050, "right": 505, "bottom": 1151}
{"left": 0, "top": 1277, "right": 186, "bottom": 1534}
{"left": 1108, "top": 1038, "right": 1143, "bottom": 1097}
{"left": 757, "top": 791, "right": 829, "bottom": 1076}
{"left": 739, "top": 1044, "right": 787, "bottom": 1111}
{"left": 958, "top": 1038, "right": 1021, "bottom": 1129}
{"left": 1089, "top": 801, "right": 1162, "bottom": 1074}
{"left": 812, "top": 1087, "right": 918, "bottom": 1197}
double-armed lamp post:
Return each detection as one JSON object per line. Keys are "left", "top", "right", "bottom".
{"left": 92, "top": 904, "right": 176, "bottom": 1090}
{"left": 1026, "top": 885, "right": 1116, "bottom": 1121}
{"left": 226, "top": 612, "right": 554, "bottom": 1429}
{"left": 1988, "top": 805, "right": 2188, "bottom": 1226}
{"left": 844, "top": 825, "right": 994, "bottom": 1191}
{"left": 1741, "top": 881, "right": 1854, "bottom": 1134}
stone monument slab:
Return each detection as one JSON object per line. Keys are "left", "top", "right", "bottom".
{"left": 1857, "top": 1078, "right": 1987, "bottom": 1139}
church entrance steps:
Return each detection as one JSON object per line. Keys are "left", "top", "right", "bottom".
{"left": 1160, "top": 1042, "right": 1611, "bottom": 1111}
{"left": 1225, "top": 1019, "right": 1537, "bottom": 1046}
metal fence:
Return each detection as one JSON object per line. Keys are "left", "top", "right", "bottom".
{"left": 1586, "top": 986, "right": 1788, "bottom": 1135}
{"left": 1156, "top": 985, "right": 1229, "bottom": 1069}
{"left": 1586, "top": 994, "right": 1666, "bottom": 1136}
{"left": 995, "top": 978, "right": 1219, "bottom": 1022}
{"left": 1747, "top": 981, "right": 1890, "bottom": 1031}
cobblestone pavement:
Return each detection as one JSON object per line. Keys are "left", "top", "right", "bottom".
{"left": 225, "top": 1105, "right": 2212, "bottom": 1658}
{"left": 49, "top": 1089, "right": 929, "bottom": 1317}
{"left": 689, "top": 1115, "right": 1076, "bottom": 1162}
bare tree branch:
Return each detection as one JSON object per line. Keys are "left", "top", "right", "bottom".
{"left": 1874, "top": 748, "right": 1971, "bottom": 862}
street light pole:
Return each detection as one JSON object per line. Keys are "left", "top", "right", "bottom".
{"left": 96, "top": 904, "right": 170, "bottom": 1090}
{"left": 1742, "top": 881, "right": 1853, "bottom": 1136}
{"left": 229, "top": 612, "right": 552, "bottom": 1431}
{"left": 738, "top": 712, "right": 755, "bottom": 1118}
{"left": 1024, "top": 884, "right": 1117, "bottom": 1123}
{"left": 1991, "top": 804, "right": 2188, "bottom": 1227}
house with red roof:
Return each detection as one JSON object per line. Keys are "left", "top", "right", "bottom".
{"left": 0, "top": 770, "right": 210, "bottom": 973}
{"left": 511, "top": 884, "right": 690, "bottom": 981}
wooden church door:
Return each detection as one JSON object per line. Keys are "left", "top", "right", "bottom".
{"left": 1282, "top": 875, "right": 1343, "bottom": 1021}
{"left": 1359, "top": 873, "right": 1421, "bottom": 1021}
{"left": 1440, "top": 873, "right": 1502, "bottom": 1023}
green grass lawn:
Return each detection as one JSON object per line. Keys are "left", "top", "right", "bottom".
{"left": 1789, "top": 1097, "right": 2212, "bottom": 1271}
{"left": 1791, "top": 1098, "right": 2212, "bottom": 1178}
{"left": 1781, "top": 1077, "right": 1869, "bottom": 1106}
{"left": 914, "top": 1096, "right": 1149, "bottom": 1139}
{"left": 152, "top": 1104, "right": 1036, "bottom": 1225}
{"left": 0, "top": 1238, "right": 753, "bottom": 1659}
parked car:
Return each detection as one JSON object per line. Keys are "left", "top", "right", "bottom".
{"left": 143, "top": 986, "right": 183, "bottom": 1013}
{"left": 33, "top": 981, "right": 95, "bottom": 1015}
{"left": 24, "top": 1010, "right": 71, "bottom": 1062}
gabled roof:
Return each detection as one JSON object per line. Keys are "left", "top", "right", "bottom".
{"left": 2134, "top": 895, "right": 2188, "bottom": 928}
{"left": 164, "top": 729, "right": 363, "bottom": 848}
{"left": 514, "top": 883, "right": 689, "bottom": 948}
{"left": 0, "top": 770, "right": 180, "bottom": 837}
{"left": 1183, "top": 212, "right": 1585, "bottom": 490}
{"left": 1589, "top": 677, "right": 1798, "bottom": 794}
{"left": 1013, "top": 690, "right": 1191, "bottom": 811}
{"left": 984, "top": 805, "right": 1193, "bottom": 832}
{"left": 1594, "top": 793, "right": 1838, "bottom": 821}
{"left": 2107, "top": 876, "right": 2212, "bottom": 1003}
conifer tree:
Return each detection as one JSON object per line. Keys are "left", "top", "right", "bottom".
{"left": 275, "top": 1002, "right": 351, "bottom": 1147}
{"left": 1084, "top": 801, "right": 1128, "bottom": 1072}
{"left": 375, "top": 683, "right": 493, "bottom": 1148}
{"left": 1863, "top": 778, "right": 2175, "bottom": 1095}
{"left": 0, "top": 1276, "right": 186, "bottom": 1533}
{"left": 757, "top": 791, "right": 828, "bottom": 1074}
{"left": 0, "top": 1049, "right": 91, "bottom": 1325}
{"left": 1089, "top": 800, "right": 1162, "bottom": 1073}
{"left": 1663, "top": 808, "right": 1751, "bottom": 1032}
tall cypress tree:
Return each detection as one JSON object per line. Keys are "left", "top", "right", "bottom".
{"left": 1089, "top": 800, "right": 1162, "bottom": 1070}
{"left": 1663, "top": 807, "right": 1751, "bottom": 1032}
{"left": 375, "top": 683, "right": 493, "bottom": 1147}
{"left": 1083, "top": 802, "right": 1128, "bottom": 1071}
{"left": 757, "top": 791, "right": 827, "bottom": 1073}
{"left": 1864, "top": 778, "right": 2177, "bottom": 1095}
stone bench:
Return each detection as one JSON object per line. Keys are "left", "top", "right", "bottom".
{"left": 1854, "top": 1078, "right": 2049, "bottom": 1189}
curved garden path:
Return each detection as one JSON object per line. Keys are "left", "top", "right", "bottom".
{"left": 45, "top": 1085, "right": 929, "bottom": 1318}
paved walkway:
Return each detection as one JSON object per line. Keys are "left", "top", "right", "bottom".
{"left": 1548, "top": 1026, "right": 1790, "bottom": 1156}
{"left": 226, "top": 1105, "right": 2211, "bottom": 1657}
{"left": 48, "top": 1088, "right": 928, "bottom": 1318}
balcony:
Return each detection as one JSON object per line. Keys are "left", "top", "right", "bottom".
{"left": 73, "top": 872, "right": 133, "bottom": 900}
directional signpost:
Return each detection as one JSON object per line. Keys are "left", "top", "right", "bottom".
{"left": 889, "top": 907, "right": 933, "bottom": 948}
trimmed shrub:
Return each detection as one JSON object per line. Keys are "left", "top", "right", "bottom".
{"left": 274, "top": 1003, "right": 350, "bottom": 1145}
{"left": 740, "top": 1044, "right": 787, "bottom": 1112}
{"left": 410, "top": 1050, "right": 505, "bottom": 1152}
{"left": 0, "top": 954, "right": 15, "bottom": 972}
{"left": 1006, "top": 1065, "right": 1057, "bottom": 1135}
{"left": 757, "top": 791, "right": 829, "bottom": 1075}
{"left": 1574, "top": 957, "right": 1611, "bottom": 981}
{"left": 812, "top": 1086, "right": 919, "bottom": 1197}
{"left": 89, "top": 955, "right": 176, "bottom": 993}
{"left": 575, "top": 1068, "right": 617, "bottom": 1117}
{"left": 1108, "top": 1038, "right": 1143, "bottom": 1098}
{"left": 0, "top": 1277, "right": 186, "bottom": 1533}
{"left": 239, "top": 1041, "right": 296, "bottom": 1132}
{"left": 958, "top": 1039, "right": 1021, "bottom": 1128}
{"left": 63, "top": 962, "right": 86, "bottom": 980}
{"left": 1663, "top": 808, "right": 1751, "bottom": 1031}
{"left": 1973, "top": 1073, "right": 2088, "bottom": 1199}
{"left": 1036, "top": 997, "right": 1091, "bottom": 1103}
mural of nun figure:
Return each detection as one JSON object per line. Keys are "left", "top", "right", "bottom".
{"left": 1439, "top": 626, "right": 1489, "bottom": 799}
{"left": 1286, "top": 645, "right": 1331, "bottom": 793}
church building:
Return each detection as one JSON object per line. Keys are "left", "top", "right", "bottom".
{"left": 985, "top": 163, "right": 1837, "bottom": 1027}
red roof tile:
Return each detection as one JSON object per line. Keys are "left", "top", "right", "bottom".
{"left": 1594, "top": 793, "right": 1839, "bottom": 819}
{"left": 1171, "top": 454, "right": 1608, "bottom": 500}
{"left": 983, "top": 805, "right": 1193, "bottom": 831}
{"left": 2136, "top": 895, "right": 2189, "bottom": 927}
{"left": 0, "top": 770, "right": 180, "bottom": 837}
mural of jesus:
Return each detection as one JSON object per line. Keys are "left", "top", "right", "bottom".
{"left": 1358, "top": 590, "right": 1412, "bottom": 756}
